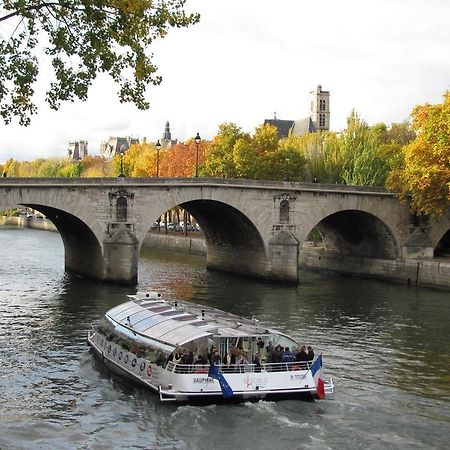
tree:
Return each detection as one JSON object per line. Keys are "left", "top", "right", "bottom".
{"left": 387, "top": 91, "right": 450, "bottom": 217}
{"left": 339, "top": 111, "right": 391, "bottom": 186}
{"left": 160, "top": 140, "right": 206, "bottom": 177}
{"left": 0, "top": 1, "right": 199, "bottom": 125}
{"left": 283, "top": 131, "right": 341, "bottom": 183}
{"left": 203, "top": 122, "right": 244, "bottom": 178}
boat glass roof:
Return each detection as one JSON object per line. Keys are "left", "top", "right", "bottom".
{"left": 105, "top": 292, "right": 296, "bottom": 348}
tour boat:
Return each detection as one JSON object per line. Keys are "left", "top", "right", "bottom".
{"left": 87, "top": 291, "right": 334, "bottom": 403}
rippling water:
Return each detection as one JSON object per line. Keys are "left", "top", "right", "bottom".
{"left": 1, "top": 226, "right": 449, "bottom": 449}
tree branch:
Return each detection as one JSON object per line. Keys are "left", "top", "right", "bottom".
{"left": 0, "top": 2, "right": 64, "bottom": 23}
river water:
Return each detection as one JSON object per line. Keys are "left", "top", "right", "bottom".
{"left": 0, "top": 226, "right": 449, "bottom": 450}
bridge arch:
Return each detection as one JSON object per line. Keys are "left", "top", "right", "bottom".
{"left": 20, "top": 204, "right": 104, "bottom": 280}
{"left": 306, "top": 209, "right": 399, "bottom": 259}
{"left": 140, "top": 199, "right": 269, "bottom": 279}
{"left": 435, "top": 229, "right": 450, "bottom": 257}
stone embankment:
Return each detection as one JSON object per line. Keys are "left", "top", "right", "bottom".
{"left": 0, "top": 215, "right": 57, "bottom": 231}
{"left": 142, "top": 232, "right": 206, "bottom": 255}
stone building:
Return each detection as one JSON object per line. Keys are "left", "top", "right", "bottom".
{"left": 68, "top": 140, "right": 88, "bottom": 161}
{"left": 264, "top": 85, "right": 330, "bottom": 139}
{"left": 99, "top": 136, "right": 139, "bottom": 159}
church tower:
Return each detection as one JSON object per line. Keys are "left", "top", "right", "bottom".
{"left": 161, "top": 121, "right": 178, "bottom": 148}
{"left": 309, "top": 85, "right": 330, "bottom": 131}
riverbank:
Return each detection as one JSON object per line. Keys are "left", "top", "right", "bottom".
{"left": 3, "top": 215, "right": 449, "bottom": 289}
{"left": 0, "top": 215, "right": 57, "bottom": 232}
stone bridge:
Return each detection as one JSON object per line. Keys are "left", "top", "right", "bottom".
{"left": 1, "top": 178, "right": 449, "bottom": 287}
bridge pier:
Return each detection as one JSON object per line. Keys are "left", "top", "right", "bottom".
{"left": 268, "top": 228, "right": 299, "bottom": 283}
{"left": 103, "top": 223, "right": 139, "bottom": 285}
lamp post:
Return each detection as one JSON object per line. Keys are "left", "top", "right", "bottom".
{"left": 77, "top": 157, "right": 82, "bottom": 177}
{"left": 155, "top": 140, "right": 161, "bottom": 177}
{"left": 194, "top": 132, "right": 201, "bottom": 177}
{"left": 118, "top": 144, "right": 126, "bottom": 177}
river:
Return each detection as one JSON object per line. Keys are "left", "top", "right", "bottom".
{"left": 0, "top": 226, "right": 449, "bottom": 449}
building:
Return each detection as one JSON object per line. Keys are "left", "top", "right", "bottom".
{"left": 264, "top": 85, "right": 330, "bottom": 139}
{"left": 100, "top": 136, "right": 139, "bottom": 159}
{"left": 68, "top": 140, "right": 88, "bottom": 161}
{"left": 161, "top": 121, "right": 178, "bottom": 148}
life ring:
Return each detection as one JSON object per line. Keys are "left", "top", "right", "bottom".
{"left": 131, "top": 358, "right": 137, "bottom": 368}
{"left": 147, "top": 365, "right": 153, "bottom": 377}
{"left": 140, "top": 362, "right": 146, "bottom": 371}
{"left": 118, "top": 351, "right": 122, "bottom": 360}
{"left": 124, "top": 354, "right": 129, "bottom": 364}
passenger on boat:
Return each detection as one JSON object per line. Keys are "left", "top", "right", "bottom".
{"left": 253, "top": 352, "right": 262, "bottom": 373}
{"left": 256, "top": 337, "right": 265, "bottom": 351}
{"left": 126, "top": 316, "right": 133, "bottom": 327}
{"left": 238, "top": 354, "right": 249, "bottom": 373}
{"left": 223, "top": 349, "right": 236, "bottom": 368}
{"left": 281, "top": 347, "right": 295, "bottom": 363}
{"left": 272, "top": 345, "right": 283, "bottom": 363}
{"left": 295, "top": 345, "right": 309, "bottom": 368}
{"left": 155, "top": 351, "right": 166, "bottom": 367}
{"left": 168, "top": 348, "right": 182, "bottom": 364}
{"left": 181, "top": 350, "right": 194, "bottom": 365}
{"left": 266, "top": 341, "right": 274, "bottom": 363}
{"left": 194, "top": 354, "right": 207, "bottom": 365}
{"left": 212, "top": 350, "right": 221, "bottom": 365}
{"left": 207, "top": 345, "right": 216, "bottom": 363}
{"left": 307, "top": 346, "right": 315, "bottom": 361}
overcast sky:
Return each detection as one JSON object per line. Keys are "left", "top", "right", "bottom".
{"left": 0, "top": 0, "right": 449, "bottom": 163}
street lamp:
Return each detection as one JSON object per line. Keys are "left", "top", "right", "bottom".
{"left": 194, "top": 132, "right": 201, "bottom": 177}
{"left": 118, "top": 144, "right": 126, "bottom": 177}
{"left": 155, "top": 140, "right": 161, "bottom": 177}
{"left": 77, "top": 157, "right": 82, "bottom": 177}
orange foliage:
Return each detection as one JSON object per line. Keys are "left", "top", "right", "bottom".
{"left": 159, "top": 140, "right": 207, "bottom": 177}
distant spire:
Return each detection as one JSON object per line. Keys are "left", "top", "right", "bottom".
{"left": 163, "top": 120, "right": 171, "bottom": 141}
{"left": 273, "top": 111, "right": 277, "bottom": 120}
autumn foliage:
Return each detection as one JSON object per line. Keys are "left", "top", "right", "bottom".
{"left": 387, "top": 91, "right": 450, "bottom": 217}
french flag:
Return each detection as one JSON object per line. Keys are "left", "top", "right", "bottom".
{"left": 310, "top": 354, "right": 325, "bottom": 399}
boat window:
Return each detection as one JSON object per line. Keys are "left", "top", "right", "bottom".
{"left": 175, "top": 314, "right": 198, "bottom": 322}
{"left": 137, "top": 315, "right": 172, "bottom": 331}
{"left": 148, "top": 306, "right": 172, "bottom": 313}
{"left": 107, "top": 301, "right": 136, "bottom": 317}
{"left": 109, "top": 305, "right": 142, "bottom": 322}
{"left": 159, "top": 310, "right": 183, "bottom": 317}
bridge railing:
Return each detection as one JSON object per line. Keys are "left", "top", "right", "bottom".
{"left": 0, "top": 176, "right": 391, "bottom": 194}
